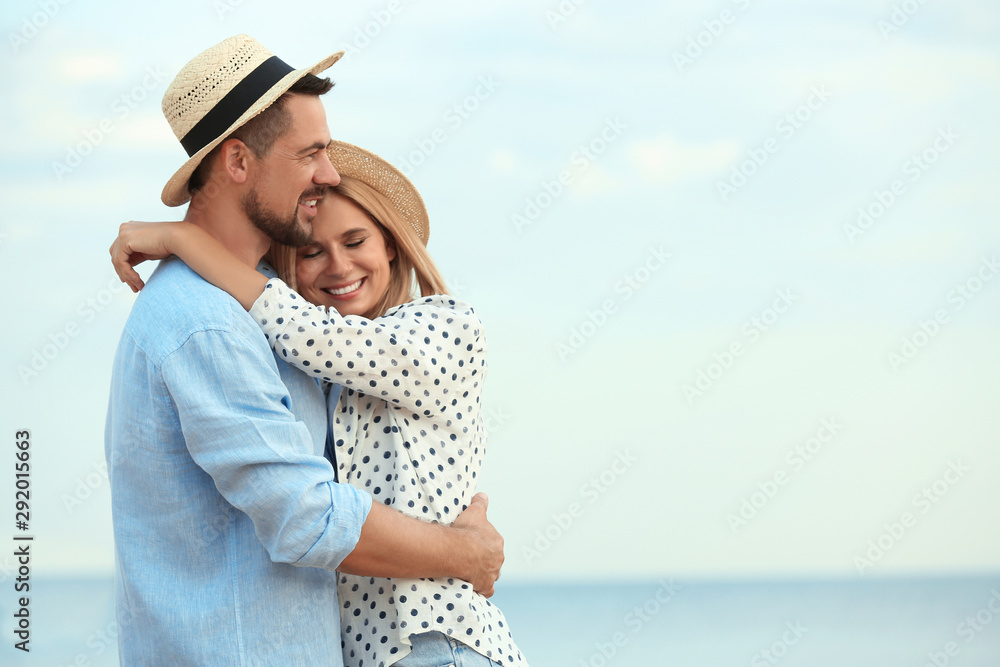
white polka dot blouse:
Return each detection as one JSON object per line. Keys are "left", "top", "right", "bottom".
{"left": 250, "top": 278, "right": 527, "bottom": 667}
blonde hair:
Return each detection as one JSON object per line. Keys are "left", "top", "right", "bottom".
{"left": 265, "top": 176, "right": 447, "bottom": 318}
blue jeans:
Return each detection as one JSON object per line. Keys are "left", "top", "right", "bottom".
{"left": 394, "top": 632, "right": 503, "bottom": 667}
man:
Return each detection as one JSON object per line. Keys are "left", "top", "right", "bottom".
{"left": 105, "top": 34, "right": 503, "bottom": 664}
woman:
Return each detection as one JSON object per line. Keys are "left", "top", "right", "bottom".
{"left": 111, "top": 141, "right": 527, "bottom": 667}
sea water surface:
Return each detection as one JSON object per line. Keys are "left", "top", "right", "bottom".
{"left": 3, "top": 575, "right": 999, "bottom": 665}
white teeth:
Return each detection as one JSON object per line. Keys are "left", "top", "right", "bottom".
{"left": 301, "top": 199, "right": 318, "bottom": 207}
{"left": 325, "top": 279, "right": 363, "bottom": 296}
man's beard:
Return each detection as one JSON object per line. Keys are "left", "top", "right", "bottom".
{"left": 240, "top": 186, "right": 315, "bottom": 248}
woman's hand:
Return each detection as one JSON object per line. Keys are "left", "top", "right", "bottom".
{"left": 109, "top": 221, "right": 186, "bottom": 292}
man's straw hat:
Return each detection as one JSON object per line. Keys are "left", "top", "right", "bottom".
{"left": 327, "top": 141, "right": 430, "bottom": 245}
{"left": 160, "top": 34, "right": 343, "bottom": 207}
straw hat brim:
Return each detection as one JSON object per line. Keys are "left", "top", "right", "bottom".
{"left": 328, "top": 141, "right": 430, "bottom": 245}
{"left": 161, "top": 51, "right": 344, "bottom": 207}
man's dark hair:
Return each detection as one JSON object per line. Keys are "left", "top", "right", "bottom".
{"left": 188, "top": 74, "right": 334, "bottom": 194}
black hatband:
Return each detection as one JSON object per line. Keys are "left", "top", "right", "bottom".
{"left": 180, "top": 55, "right": 295, "bottom": 157}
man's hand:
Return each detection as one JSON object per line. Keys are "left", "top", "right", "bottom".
{"left": 451, "top": 493, "right": 504, "bottom": 597}
{"left": 337, "top": 492, "right": 505, "bottom": 596}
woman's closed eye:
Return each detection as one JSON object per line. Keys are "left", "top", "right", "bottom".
{"left": 300, "top": 246, "right": 324, "bottom": 260}
{"left": 345, "top": 236, "right": 368, "bottom": 249}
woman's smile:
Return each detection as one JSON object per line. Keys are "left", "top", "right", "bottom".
{"left": 321, "top": 277, "right": 366, "bottom": 299}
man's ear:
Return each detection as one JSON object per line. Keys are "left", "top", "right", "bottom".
{"left": 219, "top": 138, "right": 251, "bottom": 185}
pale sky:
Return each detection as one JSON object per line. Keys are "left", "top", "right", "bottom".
{"left": 1, "top": 0, "right": 998, "bottom": 582}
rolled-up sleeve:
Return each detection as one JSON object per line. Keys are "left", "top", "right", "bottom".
{"left": 159, "top": 326, "right": 372, "bottom": 571}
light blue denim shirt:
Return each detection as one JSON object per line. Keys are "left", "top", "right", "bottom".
{"left": 104, "top": 258, "right": 371, "bottom": 665}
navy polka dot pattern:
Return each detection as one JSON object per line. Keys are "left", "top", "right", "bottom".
{"left": 250, "top": 279, "right": 527, "bottom": 667}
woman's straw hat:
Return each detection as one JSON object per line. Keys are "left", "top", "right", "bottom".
{"left": 327, "top": 141, "right": 431, "bottom": 245}
{"left": 161, "top": 34, "right": 343, "bottom": 207}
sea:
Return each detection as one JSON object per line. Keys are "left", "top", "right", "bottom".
{"left": 2, "top": 575, "right": 999, "bottom": 666}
